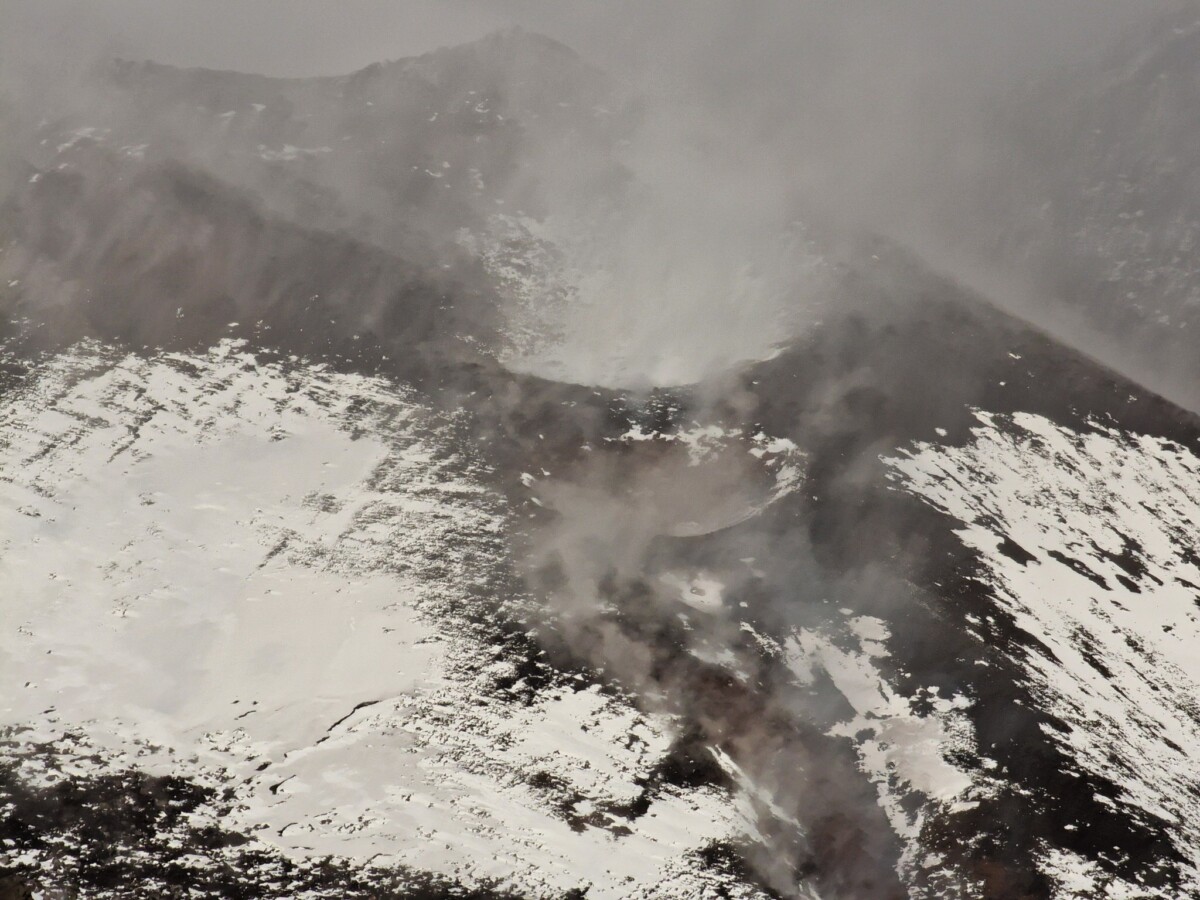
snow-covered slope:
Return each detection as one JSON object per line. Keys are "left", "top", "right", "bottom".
{"left": 0, "top": 339, "right": 768, "bottom": 898}
{"left": 7, "top": 19, "right": 1200, "bottom": 899}
{"left": 887, "top": 411, "right": 1200, "bottom": 896}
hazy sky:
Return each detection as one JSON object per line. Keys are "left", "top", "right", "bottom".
{"left": 3, "top": 0, "right": 1162, "bottom": 81}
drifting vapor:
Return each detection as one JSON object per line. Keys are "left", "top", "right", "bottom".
{"left": 2, "top": 0, "right": 1166, "bottom": 387}
{"left": 3, "top": 3, "right": 1200, "bottom": 899}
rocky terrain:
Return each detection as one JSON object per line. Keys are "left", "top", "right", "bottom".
{"left": 3, "top": 16, "right": 1200, "bottom": 900}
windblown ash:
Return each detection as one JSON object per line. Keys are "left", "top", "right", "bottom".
{"left": 3, "top": 4, "right": 1200, "bottom": 899}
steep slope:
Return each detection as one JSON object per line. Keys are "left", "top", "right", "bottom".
{"left": 4, "top": 25, "right": 1200, "bottom": 900}
{"left": 0, "top": 338, "right": 772, "bottom": 899}
{"left": 39, "top": 28, "right": 633, "bottom": 257}
{"left": 6, "top": 220, "right": 1200, "bottom": 899}
{"left": 0, "top": 144, "right": 500, "bottom": 376}
{"left": 921, "top": 1, "right": 1200, "bottom": 405}
{"left": 703, "top": 246, "right": 1200, "bottom": 897}
{"left": 0, "top": 29, "right": 644, "bottom": 379}
{"left": 468, "top": 239, "right": 1200, "bottom": 897}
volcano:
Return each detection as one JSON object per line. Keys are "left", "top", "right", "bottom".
{"left": 3, "top": 15, "right": 1200, "bottom": 900}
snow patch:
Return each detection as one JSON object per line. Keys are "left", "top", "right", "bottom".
{"left": 887, "top": 410, "right": 1200, "bottom": 891}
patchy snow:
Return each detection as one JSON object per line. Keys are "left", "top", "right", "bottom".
{"left": 455, "top": 214, "right": 578, "bottom": 365}
{"left": 461, "top": 213, "right": 830, "bottom": 388}
{"left": 886, "top": 410, "right": 1200, "bottom": 893}
{"left": 783, "top": 619, "right": 985, "bottom": 888}
{"left": 1040, "top": 848, "right": 1149, "bottom": 899}
{"left": 611, "top": 422, "right": 805, "bottom": 502}
{"left": 55, "top": 125, "right": 108, "bottom": 155}
{"left": 660, "top": 572, "right": 726, "bottom": 613}
{"left": 0, "top": 340, "right": 766, "bottom": 898}
{"left": 257, "top": 144, "right": 333, "bottom": 162}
